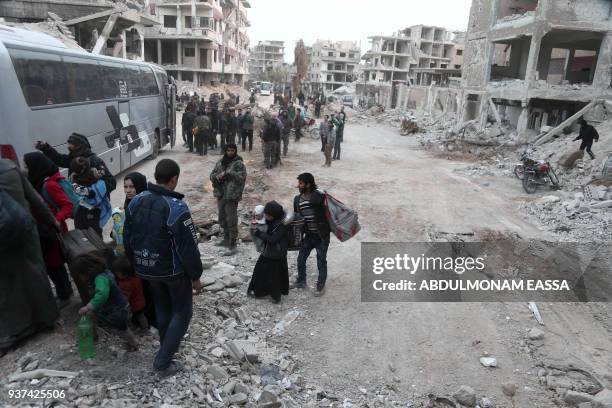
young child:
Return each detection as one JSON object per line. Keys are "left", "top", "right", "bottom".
{"left": 75, "top": 252, "right": 138, "bottom": 350}
{"left": 70, "top": 157, "right": 112, "bottom": 236}
{"left": 112, "top": 256, "right": 148, "bottom": 333}
{"left": 110, "top": 208, "right": 125, "bottom": 255}
{"left": 250, "top": 204, "right": 267, "bottom": 253}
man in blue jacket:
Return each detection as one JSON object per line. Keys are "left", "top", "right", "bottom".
{"left": 124, "top": 159, "right": 203, "bottom": 375}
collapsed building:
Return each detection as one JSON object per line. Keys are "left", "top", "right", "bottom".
{"left": 360, "top": 25, "right": 465, "bottom": 110}
{"left": 248, "top": 40, "right": 285, "bottom": 77}
{"left": 459, "top": 0, "right": 612, "bottom": 137}
{"left": 0, "top": 0, "right": 159, "bottom": 59}
{"left": 0, "top": 0, "right": 251, "bottom": 85}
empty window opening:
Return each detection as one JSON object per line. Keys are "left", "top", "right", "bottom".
{"left": 163, "top": 15, "right": 177, "bottom": 28}
{"left": 497, "top": 0, "right": 538, "bottom": 21}
{"left": 537, "top": 30, "right": 603, "bottom": 85}
{"left": 464, "top": 94, "right": 481, "bottom": 121}
{"left": 527, "top": 98, "right": 588, "bottom": 130}
{"left": 490, "top": 36, "right": 532, "bottom": 81}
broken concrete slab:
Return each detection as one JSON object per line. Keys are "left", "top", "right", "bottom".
{"left": 453, "top": 385, "right": 476, "bottom": 406}
{"left": 226, "top": 340, "right": 259, "bottom": 363}
{"left": 479, "top": 357, "right": 497, "bottom": 368}
{"left": 204, "top": 282, "right": 225, "bottom": 292}
{"left": 221, "top": 275, "right": 243, "bottom": 288}
{"left": 565, "top": 390, "right": 597, "bottom": 406}
{"left": 206, "top": 364, "right": 229, "bottom": 381}
{"left": 590, "top": 200, "right": 612, "bottom": 209}
{"left": 593, "top": 389, "right": 612, "bottom": 408}
{"left": 528, "top": 327, "right": 545, "bottom": 341}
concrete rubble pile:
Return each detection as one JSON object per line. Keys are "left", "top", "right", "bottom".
{"left": 0, "top": 244, "right": 350, "bottom": 408}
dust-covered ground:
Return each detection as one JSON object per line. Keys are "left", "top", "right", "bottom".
{"left": 1, "top": 97, "right": 611, "bottom": 408}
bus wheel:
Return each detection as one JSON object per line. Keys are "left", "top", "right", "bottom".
{"left": 149, "top": 131, "right": 161, "bottom": 160}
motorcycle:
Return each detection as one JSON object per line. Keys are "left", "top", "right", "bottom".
{"left": 522, "top": 160, "right": 560, "bottom": 194}
{"left": 513, "top": 151, "right": 538, "bottom": 180}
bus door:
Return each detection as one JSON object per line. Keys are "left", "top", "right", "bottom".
{"left": 166, "top": 82, "right": 176, "bottom": 148}
{"left": 118, "top": 101, "right": 131, "bottom": 169}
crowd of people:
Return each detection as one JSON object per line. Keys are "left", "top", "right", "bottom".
{"left": 180, "top": 93, "right": 255, "bottom": 156}
{"left": 0, "top": 87, "right": 342, "bottom": 375}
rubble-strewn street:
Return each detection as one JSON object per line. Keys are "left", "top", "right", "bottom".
{"left": 2, "top": 0, "right": 612, "bottom": 407}
{"left": 2, "top": 92, "right": 611, "bottom": 406}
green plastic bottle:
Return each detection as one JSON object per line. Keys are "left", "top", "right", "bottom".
{"left": 78, "top": 316, "right": 95, "bottom": 360}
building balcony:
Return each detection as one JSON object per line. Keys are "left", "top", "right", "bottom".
{"left": 320, "top": 55, "right": 361, "bottom": 63}
{"left": 144, "top": 26, "right": 219, "bottom": 41}
{"left": 157, "top": 1, "right": 213, "bottom": 8}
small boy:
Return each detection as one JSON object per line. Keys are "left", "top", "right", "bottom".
{"left": 110, "top": 208, "right": 125, "bottom": 255}
{"left": 75, "top": 252, "right": 138, "bottom": 350}
{"left": 112, "top": 256, "right": 148, "bottom": 333}
{"left": 250, "top": 205, "right": 267, "bottom": 253}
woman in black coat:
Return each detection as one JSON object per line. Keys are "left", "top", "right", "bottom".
{"left": 248, "top": 201, "right": 289, "bottom": 303}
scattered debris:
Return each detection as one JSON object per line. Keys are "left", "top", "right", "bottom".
{"left": 479, "top": 357, "right": 498, "bottom": 368}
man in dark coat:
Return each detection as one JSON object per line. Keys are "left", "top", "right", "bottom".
{"left": 0, "top": 159, "right": 60, "bottom": 353}
{"left": 182, "top": 106, "right": 197, "bottom": 152}
{"left": 293, "top": 173, "right": 330, "bottom": 297}
{"left": 574, "top": 118, "right": 600, "bottom": 159}
{"left": 124, "top": 159, "right": 203, "bottom": 375}
{"left": 36, "top": 133, "right": 116, "bottom": 196}
{"left": 241, "top": 108, "right": 255, "bottom": 152}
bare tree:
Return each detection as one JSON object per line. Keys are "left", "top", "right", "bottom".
{"left": 293, "top": 39, "right": 309, "bottom": 95}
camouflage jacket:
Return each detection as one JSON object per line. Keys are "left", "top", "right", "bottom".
{"left": 209, "top": 156, "right": 247, "bottom": 201}
{"left": 193, "top": 114, "right": 211, "bottom": 133}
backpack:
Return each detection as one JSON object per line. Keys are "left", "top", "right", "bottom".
{"left": 42, "top": 178, "right": 81, "bottom": 219}
{"left": 323, "top": 192, "right": 360, "bottom": 242}
{"left": 0, "top": 187, "right": 35, "bottom": 245}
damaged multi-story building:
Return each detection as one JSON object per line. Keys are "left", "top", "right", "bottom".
{"left": 143, "top": 0, "right": 251, "bottom": 85}
{"left": 249, "top": 40, "right": 285, "bottom": 78}
{"left": 0, "top": 0, "right": 160, "bottom": 60}
{"left": 306, "top": 40, "right": 360, "bottom": 92}
{"left": 459, "top": 0, "right": 612, "bottom": 135}
{"left": 360, "top": 25, "right": 465, "bottom": 109}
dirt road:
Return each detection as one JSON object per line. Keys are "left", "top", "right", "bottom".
{"left": 8, "top": 96, "right": 604, "bottom": 406}
{"left": 102, "top": 99, "right": 612, "bottom": 405}
{"left": 210, "top": 112, "right": 610, "bottom": 405}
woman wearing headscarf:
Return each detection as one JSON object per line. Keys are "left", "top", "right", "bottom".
{"left": 0, "top": 159, "right": 60, "bottom": 354}
{"left": 247, "top": 201, "right": 289, "bottom": 304}
{"left": 23, "top": 152, "right": 74, "bottom": 305}
{"left": 119, "top": 171, "right": 156, "bottom": 328}
{"left": 123, "top": 172, "right": 147, "bottom": 210}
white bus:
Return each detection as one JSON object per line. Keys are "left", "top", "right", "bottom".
{"left": 259, "top": 81, "right": 273, "bottom": 96}
{"left": 0, "top": 25, "right": 177, "bottom": 175}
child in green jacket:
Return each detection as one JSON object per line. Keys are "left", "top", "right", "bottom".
{"left": 75, "top": 252, "right": 138, "bottom": 350}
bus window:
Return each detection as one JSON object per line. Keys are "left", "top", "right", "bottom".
{"left": 125, "top": 65, "right": 143, "bottom": 97}
{"left": 63, "top": 56, "right": 102, "bottom": 102}
{"left": 140, "top": 67, "right": 159, "bottom": 96}
{"left": 7, "top": 48, "right": 68, "bottom": 106}
{"left": 100, "top": 61, "right": 127, "bottom": 99}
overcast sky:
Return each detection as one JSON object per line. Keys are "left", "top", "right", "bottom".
{"left": 246, "top": 0, "right": 473, "bottom": 63}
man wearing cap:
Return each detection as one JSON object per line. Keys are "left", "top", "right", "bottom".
{"left": 36, "top": 133, "right": 116, "bottom": 196}
{"left": 210, "top": 144, "right": 247, "bottom": 256}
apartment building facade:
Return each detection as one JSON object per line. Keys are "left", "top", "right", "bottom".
{"left": 460, "top": 0, "right": 612, "bottom": 133}
{"left": 142, "top": 0, "right": 250, "bottom": 86}
{"left": 249, "top": 40, "right": 284, "bottom": 77}
{"left": 362, "top": 25, "right": 465, "bottom": 88}
{"left": 362, "top": 32, "right": 419, "bottom": 85}
{"left": 306, "top": 40, "right": 360, "bottom": 92}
